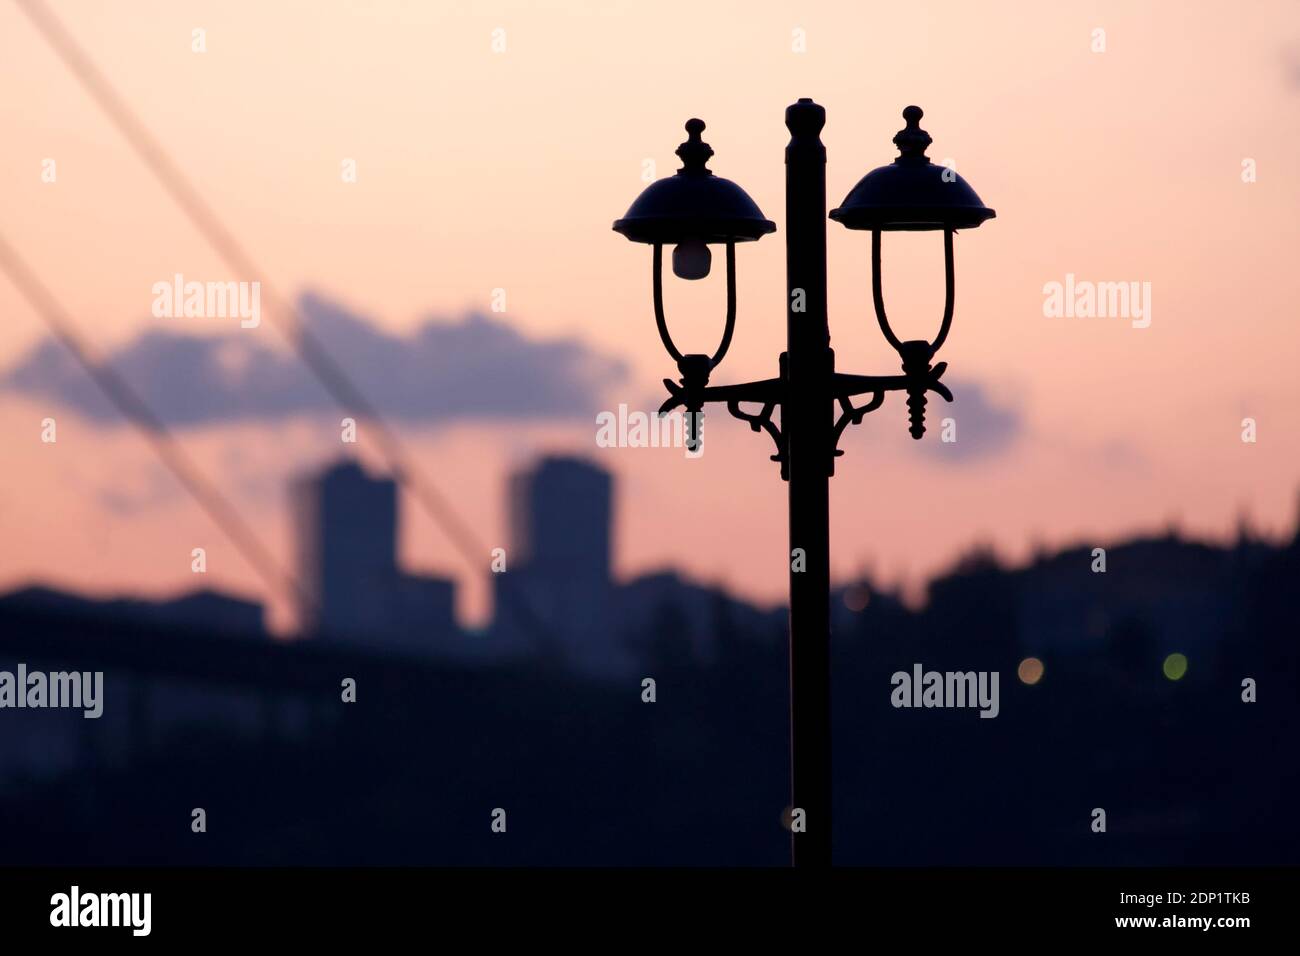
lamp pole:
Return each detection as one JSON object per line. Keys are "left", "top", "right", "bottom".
{"left": 614, "top": 97, "right": 993, "bottom": 869}
{"left": 784, "top": 98, "right": 834, "bottom": 868}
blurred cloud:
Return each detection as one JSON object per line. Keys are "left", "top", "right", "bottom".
{"left": 916, "top": 379, "right": 1022, "bottom": 462}
{"left": 1, "top": 292, "right": 628, "bottom": 427}
{"left": 1284, "top": 42, "right": 1300, "bottom": 90}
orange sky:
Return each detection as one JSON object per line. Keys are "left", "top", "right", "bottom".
{"left": 2, "top": 0, "right": 1299, "bottom": 630}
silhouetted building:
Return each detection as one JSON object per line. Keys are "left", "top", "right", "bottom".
{"left": 494, "top": 456, "right": 625, "bottom": 675}
{"left": 4, "top": 484, "right": 1300, "bottom": 864}
{"left": 508, "top": 456, "right": 612, "bottom": 581}
{"left": 617, "top": 570, "right": 784, "bottom": 667}
{"left": 1012, "top": 535, "right": 1241, "bottom": 676}
{"left": 389, "top": 573, "right": 456, "bottom": 641}
{"left": 294, "top": 460, "right": 397, "bottom": 638}
{"left": 0, "top": 585, "right": 264, "bottom": 637}
{"left": 294, "top": 459, "right": 457, "bottom": 651}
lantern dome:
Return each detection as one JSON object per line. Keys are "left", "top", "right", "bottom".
{"left": 613, "top": 119, "right": 776, "bottom": 245}
{"left": 830, "top": 106, "right": 995, "bottom": 232}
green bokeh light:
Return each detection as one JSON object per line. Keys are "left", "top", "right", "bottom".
{"left": 1163, "top": 653, "right": 1188, "bottom": 681}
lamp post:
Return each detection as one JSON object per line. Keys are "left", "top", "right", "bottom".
{"left": 614, "top": 99, "right": 995, "bottom": 868}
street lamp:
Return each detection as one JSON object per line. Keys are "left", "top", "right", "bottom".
{"left": 831, "top": 104, "right": 995, "bottom": 438}
{"left": 613, "top": 117, "right": 776, "bottom": 452}
{"left": 613, "top": 99, "right": 995, "bottom": 867}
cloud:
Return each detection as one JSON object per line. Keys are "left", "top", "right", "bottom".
{"left": 915, "top": 379, "right": 1022, "bottom": 462}
{"left": 1, "top": 293, "right": 628, "bottom": 427}
{"left": 1284, "top": 42, "right": 1300, "bottom": 90}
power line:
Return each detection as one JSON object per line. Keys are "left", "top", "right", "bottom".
{"left": 13, "top": 0, "right": 490, "bottom": 574}
{"left": 14, "top": 0, "right": 557, "bottom": 648}
{"left": 0, "top": 231, "right": 311, "bottom": 615}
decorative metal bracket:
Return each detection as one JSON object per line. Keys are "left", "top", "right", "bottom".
{"left": 831, "top": 350, "right": 953, "bottom": 435}
{"left": 658, "top": 353, "right": 786, "bottom": 466}
{"left": 727, "top": 397, "right": 786, "bottom": 478}
{"left": 658, "top": 347, "right": 953, "bottom": 481}
{"left": 831, "top": 391, "right": 884, "bottom": 464}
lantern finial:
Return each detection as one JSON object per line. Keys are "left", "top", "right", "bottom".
{"left": 893, "top": 106, "right": 932, "bottom": 163}
{"left": 676, "top": 119, "right": 714, "bottom": 174}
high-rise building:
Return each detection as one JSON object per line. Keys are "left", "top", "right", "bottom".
{"left": 293, "top": 459, "right": 456, "bottom": 650}
{"left": 294, "top": 460, "right": 396, "bottom": 638}
{"left": 508, "top": 456, "right": 611, "bottom": 581}
{"left": 494, "top": 457, "right": 626, "bottom": 675}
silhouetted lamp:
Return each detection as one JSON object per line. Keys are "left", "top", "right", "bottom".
{"left": 613, "top": 100, "right": 997, "bottom": 868}
{"left": 613, "top": 119, "right": 774, "bottom": 386}
{"left": 831, "top": 105, "right": 995, "bottom": 436}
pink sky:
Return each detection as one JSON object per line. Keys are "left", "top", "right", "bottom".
{"left": 2, "top": 0, "right": 1299, "bottom": 630}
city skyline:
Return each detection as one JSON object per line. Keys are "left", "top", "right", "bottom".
{"left": 2, "top": 0, "right": 1298, "bottom": 629}
{"left": 6, "top": 446, "right": 1296, "bottom": 657}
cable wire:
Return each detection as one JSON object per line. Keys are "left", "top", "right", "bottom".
{"left": 0, "top": 231, "right": 311, "bottom": 615}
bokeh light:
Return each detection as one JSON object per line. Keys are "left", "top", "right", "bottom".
{"left": 1018, "top": 657, "right": 1044, "bottom": 685}
{"left": 1163, "top": 653, "right": 1188, "bottom": 681}
{"left": 843, "top": 586, "right": 870, "bottom": 612}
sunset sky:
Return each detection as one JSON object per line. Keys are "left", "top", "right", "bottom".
{"left": 2, "top": 0, "right": 1298, "bottom": 630}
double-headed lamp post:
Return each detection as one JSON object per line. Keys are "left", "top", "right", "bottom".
{"left": 613, "top": 99, "right": 995, "bottom": 867}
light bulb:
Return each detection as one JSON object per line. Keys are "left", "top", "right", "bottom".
{"left": 672, "top": 240, "right": 711, "bottom": 280}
